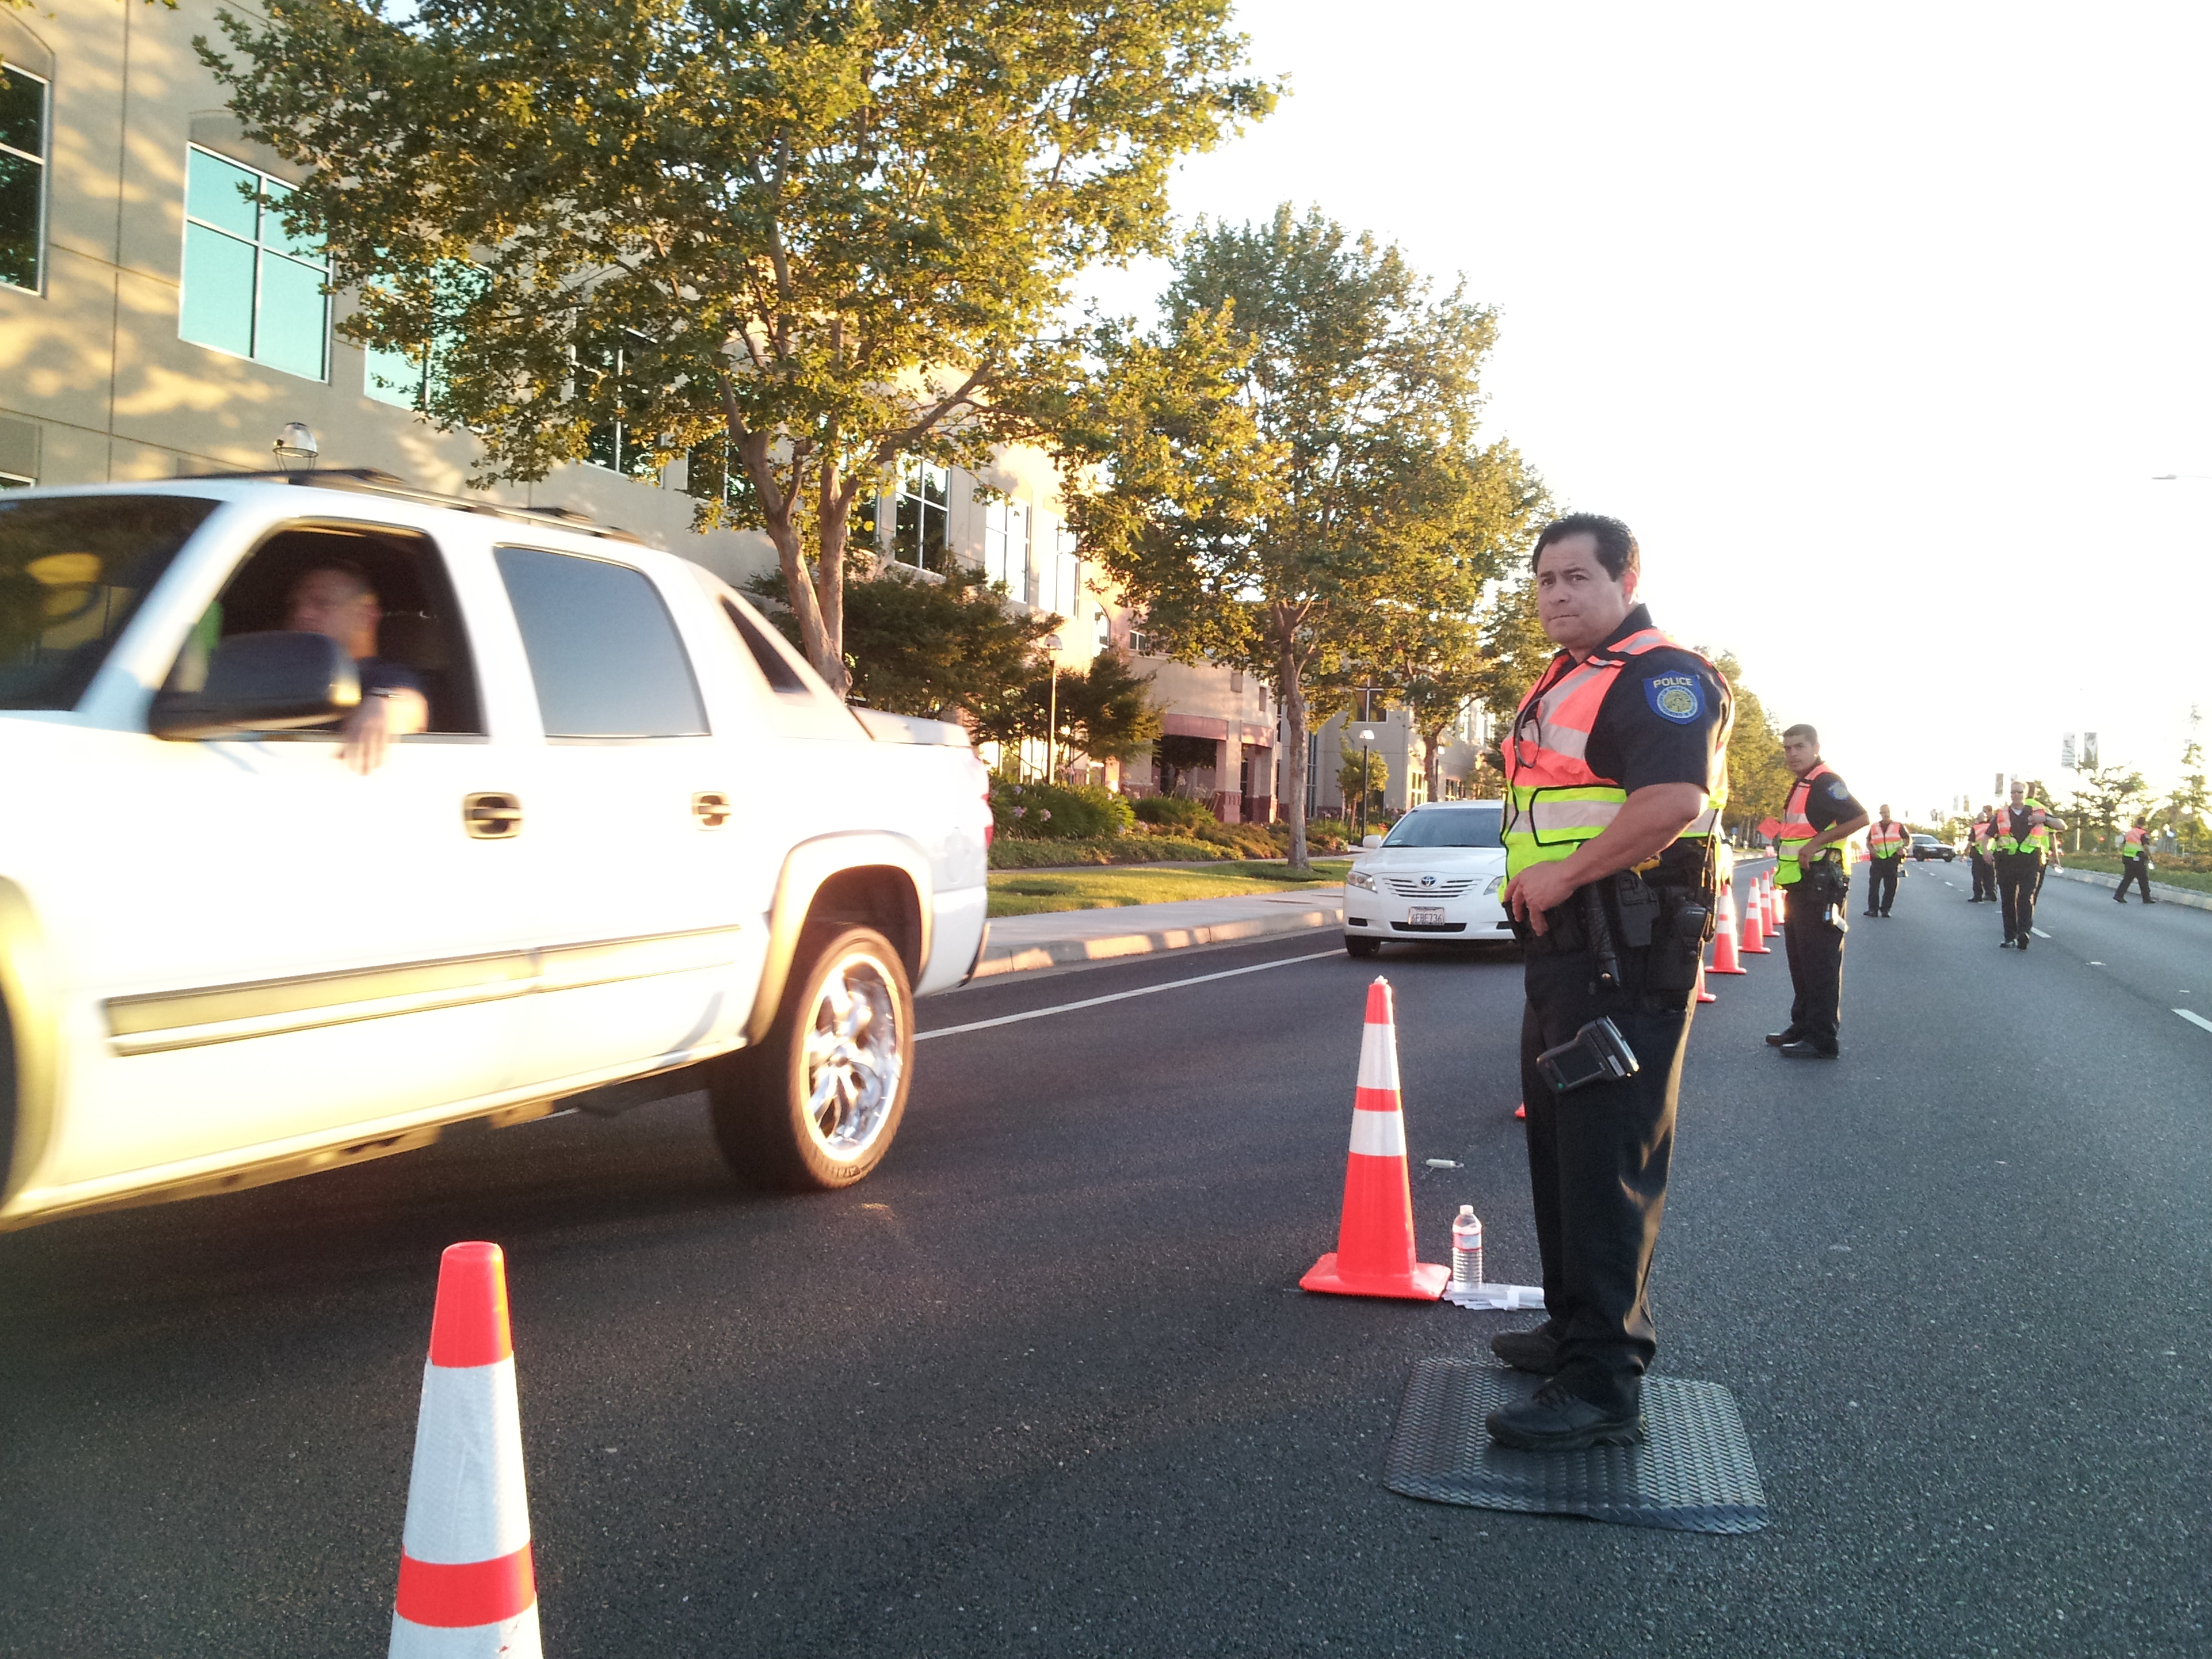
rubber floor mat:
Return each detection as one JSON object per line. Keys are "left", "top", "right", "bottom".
{"left": 1383, "top": 1357, "right": 1767, "bottom": 1534}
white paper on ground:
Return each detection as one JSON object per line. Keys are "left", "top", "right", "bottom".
{"left": 1442, "top": 1282, "right": 1546, "bottom": 1311}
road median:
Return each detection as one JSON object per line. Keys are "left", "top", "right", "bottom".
{"left": 972, "top": 888, "right": 1345, "bottom": 978}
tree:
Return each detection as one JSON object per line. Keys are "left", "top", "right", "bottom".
{"left": 2066, "top": 763, "right": 2149, "bottom": 846}
{"left": 1061, "top": 206, "right": 1541, "bottom": 868}
{"left": 2167, "top": 709, "right": 2207, "bottom": 852}
{"left": 747, "top": 561, "right": 1051, "bottom": 728}
{"left": 1709, "top": 651, "right": 1792, "bottom": 836}
{"left": 201, "top": 0, "right": 1273, "bottom": 693}
{"left": 1009, "top": 649, "right": 1164, "bottom": 770}
{"left": 1338, "top": 747, "right": 1388, "bottom": 822}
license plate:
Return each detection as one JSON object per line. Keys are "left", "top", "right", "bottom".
{"left": 1408, "top": 906, "right": 1446, "bottom": 925}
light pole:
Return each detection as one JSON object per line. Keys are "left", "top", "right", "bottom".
{"left": 1042, "top": 633, "right": 1064, "bottom": 783}
{"left": 1357, "top": 726, "right": 1376, "bottom": 841}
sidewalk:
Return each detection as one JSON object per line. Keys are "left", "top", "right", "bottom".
{"left": 972, "top": 888, "right": 1345, "bottom": 979}
{"left": 2049, "top": 865, "right": 2212, "bottom": 913}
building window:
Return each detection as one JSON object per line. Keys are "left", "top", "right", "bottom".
{"left": 1036, "top": 513, "right": 1080, "bottom": 622}
{"left": 180, "top": 146, "right": 329, "bottom": 380}
{"left": 0, "top": 64, "right": 47, "bottom": 294}
{"left": 894, "top": 460, "right": 949, "bottom": 571}
{"left": 581, "top": 331, "right": 658, "bottom": 477}
{"left": 983, "top": 497, "right": 1029, "bottom": 597}
{"left": 363, "top": 262, "right": 483, "bottom": 411}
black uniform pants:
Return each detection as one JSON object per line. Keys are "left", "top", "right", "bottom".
{"left": 1783, "top": 884, "right": 1845, "bottom": 1047}
{"left": 2118, "top": 856, "right": 2152, "bottom": 900}
{"left": 1969, "top": 851, "right": 1996, "bottom": 900}
{"left": 1519, "top": 943, "right": 1693, "bottom": 1413}
{"left": 1996, "top": 852, "right": 2043, "bottom": 939}
{"left": 1865, "top": 857, "right": 1900, "bottom": 914}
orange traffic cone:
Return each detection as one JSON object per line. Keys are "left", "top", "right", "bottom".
{"left": 390, "top": 1243, "right": 541, "bottom": 1659}
{"left": 1514, "top": 1101, "right": 1527, "bottom": 1120}
{"left": 1763, "top": 874, "right": 1782, "bottom": 931}
{"left": 1302, "top": 979, "right": 1450, "bottom": 1301}
{"left": 1708, "top": 885, "right": 1747, "bottom": 975}
{"left": 1740, "top": 886, "right": 1771, "bottom": 954}
{"left": 1697, "top": 962, "right": 1717, "bottom": 1003}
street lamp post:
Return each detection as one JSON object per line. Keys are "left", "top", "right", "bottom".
{"left": 1357, "top": 726, "right": 1376, "bottom": 842}
{"left": 1042, "top": 633, "right": 1064, "bottom": 783}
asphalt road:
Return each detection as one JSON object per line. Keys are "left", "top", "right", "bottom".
{"left": 1, "top": 862, "right": 2207, "bottom": 1657}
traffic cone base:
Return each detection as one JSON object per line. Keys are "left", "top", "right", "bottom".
{"left": 1303, "top": 978, "right": 1448, "bottom": 1302}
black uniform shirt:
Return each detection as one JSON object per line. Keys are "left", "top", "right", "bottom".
{"left": 1797, "top": 767, "right": 1865, "bottom": 840}
{"left": 1573, "top": 604, "right": 1733, "bottom": 882}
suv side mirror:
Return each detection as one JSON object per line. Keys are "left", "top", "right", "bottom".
{"left": 150, "top": 632, "right": 361, "bottom": 740}
{"left": 1361, "top": 833, "right": 1383, "bottom": 849}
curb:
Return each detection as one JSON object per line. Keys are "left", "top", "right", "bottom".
{"left": 971, "top": 900, "right": 1345, "bottom": 979}
{"left": 2049, "top": 866, "right": 2212, "bottom": 914}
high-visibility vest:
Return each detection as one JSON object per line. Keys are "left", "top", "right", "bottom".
{"left": 1868, "top": 821, "right": 1907, "bottom": 859}
{"left": 1971, "top": 817, "right": 1991, "bottom": 852}
{"left": 1777, "top": 763, "right": 1850, "bottom": 886}
{"left": 1500, "top": 626, "right": 1730, "bottom": 884}
{"left": 1986, "top": 801, "right": 2049, "bottom": 856}
{"left": 2123, "top": 826, "right": 2146, "bottom": 856}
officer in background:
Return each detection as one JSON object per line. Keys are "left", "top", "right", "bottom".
{"left": 1492, "top": 514, "right": 1732, "bottom": 1454}
{"left": 1863, "top": 804, "right": 1907, "bottom": 917}
{"left": 1984, "top": 780, "right": 2067, "bottom": 948}
{"left": 2116, "top": 815, "right": 2155, "bottom": 903}
{"left": 1967, "top": 804, "right": 1999, "bottom": 902}
{"left": 1768, "top": 725, "right": 1868, "bottom": 1059}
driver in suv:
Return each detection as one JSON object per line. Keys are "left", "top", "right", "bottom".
{"left": 285, "top": 560, "right": 428, "bottom": 773}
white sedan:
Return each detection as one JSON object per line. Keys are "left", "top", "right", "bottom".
{"left": 1341, "top": 800, "right": 1515, "bottom": 958}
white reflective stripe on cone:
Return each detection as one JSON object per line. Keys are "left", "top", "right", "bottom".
{"left": 1348, "top": 1108, "right": 1408, "bottom": 1158}
{"left": 1355, "top": 1019, "right": 1401, "bottom": 1092}
{"left": 390, "top": 1607, "right": 543, "bottom": 1659}
{"left": 402, "top": 1359, "right": 533, "bottom": 1564}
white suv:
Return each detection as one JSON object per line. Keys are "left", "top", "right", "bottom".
{"left": 0, "top": 473, "right": 990, "bottom": 1230}
{"left": 1342, "top": 800, "right": 1513, "bottom": 958}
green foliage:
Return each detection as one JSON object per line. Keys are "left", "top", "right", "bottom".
{"left": 988, "top": 834, "right": 1235, "bottom": 868}
{"left": 1338, "top": 747, "right": 1389, "bottom": 818}
{"left": 1132, "top": 794, "right": 1216, "bottom": 831}
{"left": 1059, "top": 205, "right": 1542, "bottom": 869}
{"left": 748, "top": 561, "right": 1050, "bottom": 726}
{"left": 1709, "top": 651, "right": 1791, "bottom": 833}
{"left": 199, "top": 0, "right": 1273, "bottom": 689}
{"left": 2168, "top": 719, "right": 2207, "bottom": 853}
{"left": 2064, "top": 763, "right": 2149, "bottom": 840}
{"left": 990, "top": 779, "right": 1134, "bottom": 841}
{"left": 1000, "top": 649, "right": 1166, "bottom": 764}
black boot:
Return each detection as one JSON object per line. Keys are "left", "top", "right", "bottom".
{"left": 1486, "top": 1378, "right": 1645, "bottom": 1452}
{"left": 1490, "top": 1324, "right": 1562, "bottom": 1376}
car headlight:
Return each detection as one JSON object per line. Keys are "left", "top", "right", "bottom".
{"left": 1483, "top": 876, "right": 1503, "bottom": 895}
{"left": 1347, "top": 868, "right": 1376, "bottom": 892}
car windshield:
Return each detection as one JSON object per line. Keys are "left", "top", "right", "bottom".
{"left": 1380, "top": 804, "right": 1504, "bottom": 849}
{"left": 1, "top": 495, "right": 219, "bottom": 710}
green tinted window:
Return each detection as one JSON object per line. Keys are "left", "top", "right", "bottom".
{"left": 180, "top": 146, "right": 328, "bottom": 380}
{"left": 0, "top": 495, "right": 220, "bottom": 710}
{"left": 0, "top": 66, "right": 46, "bottom": 293}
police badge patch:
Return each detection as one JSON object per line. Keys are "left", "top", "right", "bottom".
{"left": 1828, "top": 781, "right": 1851, "bottom": 800}
{"left": 1644, "top": 673, "right": 1704, "bottom": 724}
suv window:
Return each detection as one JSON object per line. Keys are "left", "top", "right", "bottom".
{"left": 166, "top": 521, "right": 486, "bottom": 735}
{"left": 1, "top": 494, "right": 220, "bottom": 710}
{"left": 495, "top": 546, "right": 708, "bottom": 738}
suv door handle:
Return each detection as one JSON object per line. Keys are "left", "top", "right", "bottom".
{"left": 693, "top": 791, "right": 732, "bottom": 830}
{"left": 463, "top": 792, "right": 524, "bottom": 839}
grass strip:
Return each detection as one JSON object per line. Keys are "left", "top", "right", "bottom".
{"left": 987, "top": 859, "right": 1351, "bottom": 918}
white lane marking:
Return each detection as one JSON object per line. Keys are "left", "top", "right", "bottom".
{"left": 918, "top": 949, "right": 1342, "bottom": 1041}
{"left": 2176, "top": 1009, "right": 2212, "bottom": 1036}
{"left": 2089, "top": 961, "right": 2105, "bottom": 966}
{"left": 2032, "top": 928, "right": 2051, "bottom": 939}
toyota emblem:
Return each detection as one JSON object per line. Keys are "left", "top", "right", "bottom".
{"left": 1420, "top": 875, "right": 1437, "bottom": 887}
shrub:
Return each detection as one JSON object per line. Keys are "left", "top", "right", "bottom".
{"left": 1131, "top": 794, "right": 1217, "bottom": 832}
{"left": 989, "top": 834, "right": 1236, "bottom": 868}
{"left": 991, "top": 779, "right": 1136, "bottom": 840}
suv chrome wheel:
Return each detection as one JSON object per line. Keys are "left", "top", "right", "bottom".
{"left": 800, "top": 945, "right": 905, "bottom": 1163}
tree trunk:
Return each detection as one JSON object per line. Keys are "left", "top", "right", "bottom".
{"left": 1421, "top": 725, "right": 1442, "bottom": 804}
{"left": 1280, "top": 644, "right": 1310, "bottom": 871}
{"left": 811, "top": 459, "right": 853, "bottom": 698}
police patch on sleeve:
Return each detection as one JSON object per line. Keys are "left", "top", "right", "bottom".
{"left": 1828, "top": 781, "right": 1851, "bottom": 800}
{"left": 1643, "top": 673, "right": 1704, "bottom": 724}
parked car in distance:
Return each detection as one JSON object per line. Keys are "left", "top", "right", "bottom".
{"left": 1908, "top": 834, "right": 1957, "bottom": 862}
{"left": 1342, "top": 801, "right": 1514, "bottom": 958}
{"left": 0, "top": 471, "right": 991, "bottom": 1233}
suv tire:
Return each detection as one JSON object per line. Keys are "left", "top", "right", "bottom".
{"left": 710, "top": 925, "right": 914, "bottom": 1191}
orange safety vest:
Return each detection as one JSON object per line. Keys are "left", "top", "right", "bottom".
{"left": 1986, "top": 802, "right": 2049, "bottom": 856}
{"left": 1868, "top": 821, "right": 1907, "bottom": 859}
{"left": 1500, "top": 626, "right": 1730, "bottom": 883}
{"left": 1777, "top": 762, "right": 1849, "bottom": 885}
{"left": 2122, "top": 827, "right": 2146, "bottom": 856}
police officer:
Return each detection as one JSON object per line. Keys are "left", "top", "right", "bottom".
{"left": 2116, "top": 816, "right": 2155, "bottom": 903}
{"left": 1863, "top": 804, "right": 1907, "bottom": 917}
{"left": 1767, "top": 725, "right": 1868, "bottom": 1059}
{"left": 1490, "top": 514, "right": 1732, "bottom": 1453}
{"left": 1967, "top": 804, "right": 1999, "bottom": 902}
{"left": 1984, "top": 780, "right": 2067, "bottom": 948}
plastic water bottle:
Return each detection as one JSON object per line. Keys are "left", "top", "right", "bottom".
{"left": 1451, "top": 1205, "right": 1484, "bottom": 1288}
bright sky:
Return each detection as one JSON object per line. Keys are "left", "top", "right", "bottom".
{"left": 1081, "top": 1, "right": 2212, "bottom": 819}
